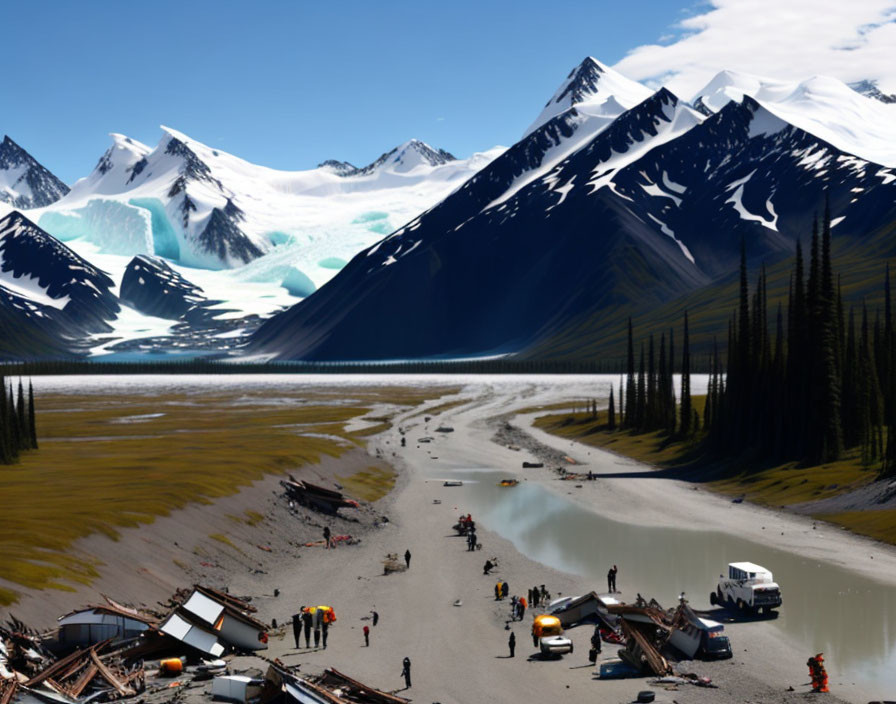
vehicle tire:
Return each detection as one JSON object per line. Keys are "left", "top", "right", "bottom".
{"left": 710, "top": 592, "right": 718, "bottom": 606}
{"left": 637, "top": 692, "right": 655, "bottom": 703}
{"left": 569, "top": 642, "right": 574, "bottom": 654}
{"left": 727, "top": 596, "right": 735, "bottom": 609}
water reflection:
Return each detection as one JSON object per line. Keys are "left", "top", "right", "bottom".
{"left": 444, "top": 468, "right": 896, "bottom": 694}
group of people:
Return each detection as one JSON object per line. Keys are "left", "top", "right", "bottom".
{"left": 290, "top": 606, "right": 331, "bottom": 650}
{"left": 509, "top": 594, "right": 527, "bottom": 621}
{"left": 528, "top": 585, "right": 550, "bottom": 607}
{"left": 494, "top": 580, "right": 510, "bottom": 600}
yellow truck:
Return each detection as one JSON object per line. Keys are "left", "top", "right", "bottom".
{"left": 532, "top": 614, "right": 573, "bottom": 656}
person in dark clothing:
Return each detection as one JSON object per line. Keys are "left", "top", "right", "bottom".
{"left": 540, "top": 585, "right": 548, "bottom": 602}
{"left": 501, "top": 581, "right": 509, "bottom": 599}
{"left": 321, "top": 620, "right": 329, "bottom": 649}
{"left": 608, "top": 565, "right": 617, "bottom": 593}
{"left": 508, "top": 631, "right": 516, "bottom": 658}
{"left": 323, "top": 526, "right": 331, "bottom": 549}
{"left": 400, "top": 657, "right": 411, "bottom": 688}
{"left": 291, "top": 612, "right": 302, "bottom": 649}
{"left": 404, "top": 549, "right": 411, "bottom": 568}
{"left": 483, "top": 560, "right": 494, "bottom": 575}
{"left": 532, "top": 587, "right": 540, "bottom": 608}
{"left": 301, "top": 609, "right": 313, "bottom": 648}
{"left": 371, "top": 609, "right": 379, "bottom": 626}
{"left": 591, "top": 626, "right": 602, "bottom": 654}
{"left": 363, "top": 625, "right": 370, "bottom": 646}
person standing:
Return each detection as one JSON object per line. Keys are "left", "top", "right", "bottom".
{"left": 302, "top": 608, "right": 313, "bottom": 648}
{"left": 371, "top": 609, "right": 379, "bottom": 627}
{"left": 540, "top": 585, "right": 549, "bottom": 602}
{"left": 608, "top": 565, "right": 618, "bottom": 593}
{"left": 518, "top": 595, "right": 527, "bottom": 621}
{"left": 291, "top": 611, "right": 302, "bottom": 649}
{"left": 323, "top": 526, "right": 331, "bottom": 549}
{"left": 501, "top": 581, "right": 509, "bottom": 599}
{"left": 363, "top": 625, "right": 370, "bottom": 647}
{"left": 400, "top": 657, "right": 412, "bottom": 689}
{"left": 404, "top": 549, "right": 411, "bottom": 568}
{"left": 495, "top": 582, "right": 501, "bottom": 600}
{"left": 508, "top": 631, "right": 516, "bottom": 658}
{"left": 321, "top": 618, "right": 329, "bottom": 649}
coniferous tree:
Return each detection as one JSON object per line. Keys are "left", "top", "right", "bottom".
{"left": 680, "top": 311, "right": 692, "bottom": 438}
{"left": 28, "top": 380, "right": 37, "bottom": 450}
{"left": 624, "top": 319, "right": 636, "bottom": 428}
{"left": 608, "top": 386, "right": 616, "bottom": 430}
{"left": 636, "top": 344, "right": 646, "bottom": 430}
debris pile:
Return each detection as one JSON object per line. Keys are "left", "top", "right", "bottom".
{"left": 0, "top": 585, "right": 270, "bottom": 704}
{"left": 280, "top": 476, "right": 360, "bottom": 515}
{"left": 278, "top": 665, "right": 410, "bottom": 704}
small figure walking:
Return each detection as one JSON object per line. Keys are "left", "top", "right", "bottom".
{"left": 291, "top": 611, "right": 302, "bottom": 649}
{"left": 404, "top": 549, "right": 411, "bottom": 568}
{"left": 302, "top": 609, "right": 312, "bottom": 648}
{"left": 508, "top": 631, "right": 516, "bottom": 658}
{"left": 323, "top": 526, "right": 331, "bottom": 549}
{"left": 540, "top": 584, "right": 549, "bottom": 602}
{"left": 607, "top": 565, "right": 618, "bottom": 593}
{"left": 400, "top": 657, "right": 412, "bottom": 689}
{"left": 363, "top": 625, "right": 370, "bottom": 647}
{"left": 371, "top": 609, "right": 379, "bottom": 626}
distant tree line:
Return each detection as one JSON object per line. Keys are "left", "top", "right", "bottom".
{"left": 1, "top": 356, "right": 721, "bottom": 376}
{"left": 0, "top": 377, "right": 37, "bottom": 464}
{"left": 618, "top": 311, "right": 695, "bottom": 438}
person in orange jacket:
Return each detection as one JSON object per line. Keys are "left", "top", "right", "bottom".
{"left": 806, "top": 653, "right": 829, "bottom": 693}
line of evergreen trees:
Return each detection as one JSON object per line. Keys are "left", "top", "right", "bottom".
{"left": 704, "top": 205, "right": 895, "bottom": 473}
{"left": 0, "top": 377, "right": 38, "bottom": 464}
{"left": 620, "top": 314, "right": 695, "bottom": 437}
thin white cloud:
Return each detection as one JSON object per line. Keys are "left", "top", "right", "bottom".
{"left": 615, "top": 0, "right": 896, "bottom": 99}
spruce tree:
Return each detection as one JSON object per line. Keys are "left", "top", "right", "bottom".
{"left": 680, "top": 311, "right": 692, "bottom": 438}
{"left": 608, "top": 386, "right": 616, "bottom": 430}
{"left": 28, "top": 380, "right": 37, "bottom": 450}
{"left": 624, "top": 319, "right": 636, "bottom": 428}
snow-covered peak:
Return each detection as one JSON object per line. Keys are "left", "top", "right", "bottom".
{"left": 318, "top": 159, "right": 357, "bottom": 175}
{"left": 524, "top": 57, "right": 653, "bottom": 137}
{"left": 350, "top": 139, "right": 456, "bottom": 176}
{"left": 69, "top": 133, "right": 152, "bottom": 198}
{"left": 0, "top": 136, "right": 70, "bottom": 209}
{"left": 849, "top": 80, "right": 896, "bottom": 105}
{"left": 693, "top": 70, "right": 896, "bottom": 167}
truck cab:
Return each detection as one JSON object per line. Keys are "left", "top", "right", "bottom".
{"left": 710, "top": 562, "right": 782, "bottom": 614}
{"left": 532, "top": 614, "right": 573, "bottom": 656}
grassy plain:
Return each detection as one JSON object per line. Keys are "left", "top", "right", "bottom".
{"left": 0, "top": 385, "right": 455, "bottom": 604}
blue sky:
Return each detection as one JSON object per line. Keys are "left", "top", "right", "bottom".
{"left": 4, "top": 0, "right": 688, "bottom": 183}
{"left": 6, "top": 0, "right": 895, "bottom": 184}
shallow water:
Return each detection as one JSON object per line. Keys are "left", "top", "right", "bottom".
{"left": 439, "top": 467, "right": 896, "bottom": 696}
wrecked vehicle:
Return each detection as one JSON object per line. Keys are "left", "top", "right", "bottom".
{"left": 710, "top": 562, "right": 782, "bottom": 614}
{"left": 532, "top": 614, "right": 573, "bottom": 656}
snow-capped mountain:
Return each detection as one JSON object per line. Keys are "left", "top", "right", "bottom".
{"left": 692, "top": 70, "right": 896, "bottom": 167}
{"left": 0, "top": 211, "right": 118, "bottom": 332}
{"left": 251, "top": 60, "right": 896, "bottom": 361}
{"left": 0, "top": 137, "right": 69, "bottom": 209}
{"left": 524, "top": 57, "right": 652, "bottom": 137}
{"left": 28, "top": 128, "right": 502, "bottom": 273}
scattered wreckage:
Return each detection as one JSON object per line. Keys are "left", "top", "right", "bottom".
{"left": 0, "top": 585, "right": 270, "bottom": 704}
{"left": 279, "top": 477, "right": 359, "bottom": 515}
